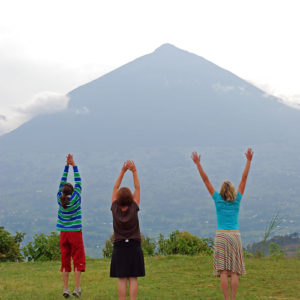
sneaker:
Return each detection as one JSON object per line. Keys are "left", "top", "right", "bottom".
{"left": 72, "top": 289, "right": 81, "bottom": 298}
{"left": 63, "top": 289, "right": 71, "bottom": 298}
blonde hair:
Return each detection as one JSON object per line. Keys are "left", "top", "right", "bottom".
{"left": 220, "top": 181, "right": 237, "bottom": 202}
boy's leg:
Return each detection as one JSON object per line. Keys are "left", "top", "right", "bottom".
{"left": 74, "top": 268, "right": 81, "bottom": 290}
{"left": 60, "top": 232, "right": 72, "bottom": 289}
{"left": 129, "top": 277, "right": 138, "bottom": 300}
{"left": 71, "top": 231, "right": 86, "bottom": 291}
{"left": 62, "top": 269, "right": 70, "bottom": 290}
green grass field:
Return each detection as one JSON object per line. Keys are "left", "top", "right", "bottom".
{"left": 0, "top": 256, "right": 299, "bottom": 299}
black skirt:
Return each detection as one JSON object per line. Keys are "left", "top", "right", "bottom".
{"left": 110, "top": 239, "right": 145, "bottom": 278}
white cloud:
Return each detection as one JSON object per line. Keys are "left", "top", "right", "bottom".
{"left": 75, "top": 106, "right": 89, "bottom": 115}
{"left": 0, "top": 92, "right": 69, "bottom": 135}
{"left": 212, "top": 83, "right": 235, "bottom": 93}
{"left": 276, "top": 94, "right": 300, "bottom": 110}
{"left": 14, "top": 92, "right": 69, "bottom": 117}
{"left": 251, "top": 81, "right": 300, "bottom": 110}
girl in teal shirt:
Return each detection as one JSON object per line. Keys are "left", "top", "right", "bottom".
{"left": 192, "top": 148, "right": 253, "bottom": 300}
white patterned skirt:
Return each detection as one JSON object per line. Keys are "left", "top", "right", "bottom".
{"left": 213, "top": 230, "right": 246, "bottom": 277}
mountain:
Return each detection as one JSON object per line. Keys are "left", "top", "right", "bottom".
{"left": 1, "top": 44, "right": 299, "bottom": 257}
{"left": 1, "top": 43, "right": 299, "bottom": 151}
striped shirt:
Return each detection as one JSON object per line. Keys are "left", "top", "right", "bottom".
{"left": 56, "top": 165, "right": 82, "bottom": 231}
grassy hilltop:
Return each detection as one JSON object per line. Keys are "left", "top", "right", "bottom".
{"left": 0, "top": 255, "right": 299, "bottom": 300}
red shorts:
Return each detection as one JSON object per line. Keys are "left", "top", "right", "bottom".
{"left": 60, "top": 231, "right": 86, "bottom": 272}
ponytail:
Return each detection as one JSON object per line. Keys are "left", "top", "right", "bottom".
{"left": 60, "top": 194, "right": 70, "bottom": 209}
{"left": 60, "top": 183, "right": 74, "bottom": 208}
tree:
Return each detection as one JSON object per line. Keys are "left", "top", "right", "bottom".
{"left": 23, "top": 232, "right": 60, "bottom": 261}
{"left": 0, "top": 227, "right": 25, "bottom": 262}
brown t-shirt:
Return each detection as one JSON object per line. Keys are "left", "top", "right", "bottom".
{"left": 111, "top": 201, "right": 141, "bottom": 242}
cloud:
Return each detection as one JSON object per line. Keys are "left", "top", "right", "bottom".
{"left": 0, "top": 92, "right": 69, "bottom": 136}
{"left": 251, "top": 81, "right": 300, "bottom": 110}
{"left": 276, "top": 94, "right": 300, "bottom": 110}
{"left": 212, "top": 83, "right": 235, "bottom": 93}
{"left": 75, "top": 106, "right": 89, "bottom": 115}
{"left": 0, "top": 114, "right": 12, "bottom": 135}
{"left": 14, "top": 92, "right": 69, "bottom": 117}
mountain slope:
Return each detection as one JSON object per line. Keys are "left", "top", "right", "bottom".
{"left": 1, "top": 43, "right": 299, "bottom": 152}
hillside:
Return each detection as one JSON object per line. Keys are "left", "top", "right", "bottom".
{"left": 0, "top": 44, "right": 300, "bottom": 257}
{"left": 0, "top": 256, "right": 299, "bottom": 299}
{"left": 247, "top": 232, "right": 300, "bottom": 257}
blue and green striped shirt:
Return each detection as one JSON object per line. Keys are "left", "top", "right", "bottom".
{"left": 56, "top": 165, "right": 82, "bottom": 231}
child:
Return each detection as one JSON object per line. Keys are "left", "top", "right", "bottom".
{"left": 57, "top": 154, "right": 85, "bottom": 298}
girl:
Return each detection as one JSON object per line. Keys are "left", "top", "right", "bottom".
{"left": 110, "top": 160, "right": 145, "bottom": 300}
{"left": 57, "top": 154, "right": 85, "bottom": 298}
{"left": 191, "top": 149, "right": 253, "bottom": 300}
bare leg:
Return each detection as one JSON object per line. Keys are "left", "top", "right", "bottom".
{"left": 230, "top": 272, "right": 239, "bottom": 300}
{"left": 62, "top": 269, "right": 70, "bottom": 290}
{"left": 118, "top": 278, "right": 128, "bottom": 300}
{"left": 74, "top": 268, "right": 81, "bottom": 290}
{"left": 220, "top": 271, "right": 229, "bottom": 300}
{"left": 129, "top": 277, "right": 138, "bottom": 300}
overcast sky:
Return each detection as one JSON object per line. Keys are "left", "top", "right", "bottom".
{"left": 1, "top": 0, "right": 300, "bottom": 135}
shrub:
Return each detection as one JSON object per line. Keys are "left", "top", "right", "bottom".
{"left": 141, "top": 235, "right": 156, "bottom": 256}
{"left": 157, "top": 234, "right": 168, "bottom": 256}
{"left": 162, "top": 230, "right": 213, "bottom": 256}
{"left": 23, "top": 232, "right": 60, "bottom": 261}
{"left": 102, "top": 234, "right": 114, "bottom": 258}
{"left": 0, "top": 227, "right": 25, "bottom": 262}
{"left": 254, "top": 250, "right": 263, "bottom": 258}
{"left": 243, "top": 250, "right": 254, "bottom": 258}
{"left": 269, "top": 242, "right": 285, "bottom": 258}
{"left": 102, "top": 234, "right": 156, "bottom": 258}
{"left": 103, "top": 231, "right": 213, "bottom": 257}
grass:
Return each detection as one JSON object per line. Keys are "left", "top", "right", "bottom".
{"left": 0, "top": 255, "right": 299, "bottom": 299}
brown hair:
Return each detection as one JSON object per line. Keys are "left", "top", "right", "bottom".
{"left": 60, "top": 183, "right": 74, "bottom": 209}
{"left": 220, "top": 181, "right": 237, "bottom": 202}
{"left": 117, "top": 187, "right": 133, "bottom": 207}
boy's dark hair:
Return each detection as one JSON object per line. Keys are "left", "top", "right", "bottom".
{"left": 60, "top": 183, "right": 74, "bottom": 209}
{"left": 117, "top": 187, "right": 133, "bottom": 207}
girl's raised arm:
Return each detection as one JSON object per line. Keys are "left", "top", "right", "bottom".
{"left": 67, "top": 154, "right": 82, "bottom": 195}
{"left": 191, "top": 151, "right": 215, "bottom": 196}
{"left": 127, "top": 161, "right": 140, "bottom": 206}
{"left": 58, "top": 155, "right": 70, "bottom": 194}
{"left": 112, "top": 163, "right": 128, "bottom": 202}
{"left": 238, "top": 148, "right": 253, "bottom": 195}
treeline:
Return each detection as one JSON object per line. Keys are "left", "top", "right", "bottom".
{"left": 0, "top": 226, "right": 60, "bottom": 262}
{"left": 102, "top": 231, "right": 214, "bottom": 257}
{"left": 2, "top": 226, "right": 300, "bottom": 262}
{"left": 1, "top": 227, "right": 213, "bottom": 262}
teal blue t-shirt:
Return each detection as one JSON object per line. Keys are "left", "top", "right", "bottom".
{"left": 212, "top": 191, "right": 242, "bottom": 230}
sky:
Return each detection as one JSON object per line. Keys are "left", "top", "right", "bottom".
{"left": 1, "top": 0, "right": 300, "bottom": 135}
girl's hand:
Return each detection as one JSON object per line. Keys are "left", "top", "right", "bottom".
{"left": 67, "top": 154, "right": 75, "bottom": 166}
{"left": 245, "top": 148, "right": 254, "bottom": 161}
{"left": 121, "top": 162, "right": 128, "bottom": 173}
{"left": 191, "top": 152, "right": 201, "bottom": 165}
{"left": 126, "top": 160, "right": 137, "bottom": 172}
